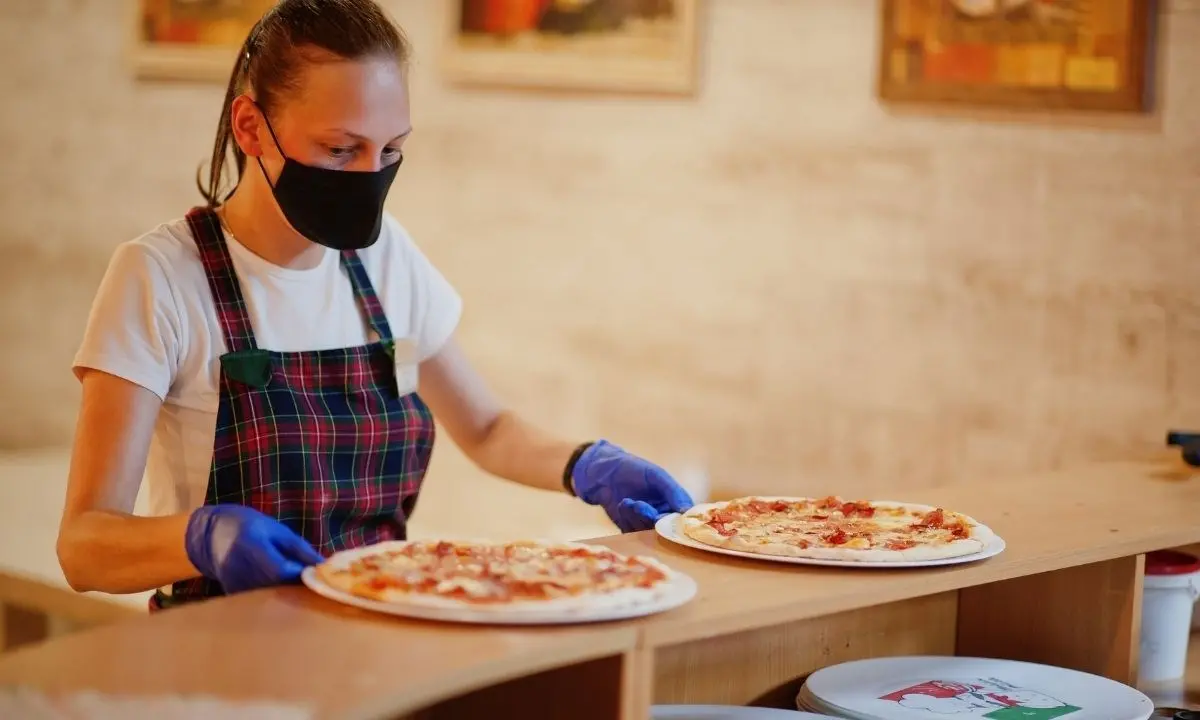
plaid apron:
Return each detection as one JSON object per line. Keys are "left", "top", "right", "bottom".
{"left": 151, "top": 207, "right": 435, "bottom": 610}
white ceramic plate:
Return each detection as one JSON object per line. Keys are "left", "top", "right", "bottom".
{"left": 654, "top": 512, "right": 1006, "bottom": 569}
{"left": 653, "top": 705, "right": 836, "bottom": 719}
{"left": 301, "top": 539, "right": 698, "bottom": 625}
{"left": 798, "top": 656, "right": 1154, "bottom": 720}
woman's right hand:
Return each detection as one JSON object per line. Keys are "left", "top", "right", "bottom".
{"left": 184, "top": 505, "right": 325, "bottom": 594}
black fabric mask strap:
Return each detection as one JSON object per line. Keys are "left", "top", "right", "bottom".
{"left": 250, "top": 98, "right": 288, "bottom": 189}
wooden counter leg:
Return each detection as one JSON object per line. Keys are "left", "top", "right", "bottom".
{"left": 621, "top": 647, "right": 654, "bottom": 720}
{"left": 415, "top": 650, "right": 650, "bottom": 720}
{"left": 957, "top": 555, "right": 1144, "bottom": 684}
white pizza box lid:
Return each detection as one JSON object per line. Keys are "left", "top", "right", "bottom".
{"left": 798, "top": 685, "right": 883, "bottom": 720}
{"left": 796, "top": 696, "right": 845, "bottom": 718}
{"left": 652, "top": 705, "right": 837, "bottom": 719}
{"left": 796, "top": 656, "right": 1154, "bottom": 720}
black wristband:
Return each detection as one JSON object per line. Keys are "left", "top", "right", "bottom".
{"left": 562, "top": 442, "right": 595, "bottom": 496}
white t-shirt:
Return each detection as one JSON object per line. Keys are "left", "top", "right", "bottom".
{"left": 72, "top": 212, "right": 462, "bottom": 520}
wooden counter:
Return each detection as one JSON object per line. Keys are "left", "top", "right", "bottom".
{"left": 1, "top": 457, "right": 1197, "bottom": 719}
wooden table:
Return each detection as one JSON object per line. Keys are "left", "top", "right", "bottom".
{"left": 0, "top": 450, "right": 149, "bottom": 651}
{"left": 0, "top": 458, "right": 1197, "bottom": 719}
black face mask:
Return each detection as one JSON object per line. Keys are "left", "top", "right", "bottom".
{"left": 254, "top": 108, "right": 401, "bottom": 251}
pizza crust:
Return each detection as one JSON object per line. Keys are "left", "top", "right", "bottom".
{"left": 313, "top": 539, "right": 681, "bottom": 615}
{"left": 679, "top": 496, "right": 994, "bottom": 563}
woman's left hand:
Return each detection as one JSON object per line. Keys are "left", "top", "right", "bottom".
{"left": 571, "top": 440, "right": 694, "bottom": 532}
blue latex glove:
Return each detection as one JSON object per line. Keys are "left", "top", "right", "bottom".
{"left": 185, "top": 504, "right": 324, "bottom": 595}
{"left": 571, "top": 440, "right": 695, "bottom": 533}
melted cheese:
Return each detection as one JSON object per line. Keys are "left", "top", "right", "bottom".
{"left": 339, "top": 540, "right": 665, "bottom": 604}
{"left": 435, "top": 576, "right": 496, "bottom": 598}
{"left": 699, "top": 497, "right": 976, "bottom": 550}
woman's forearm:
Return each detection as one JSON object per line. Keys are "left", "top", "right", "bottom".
{"left": 470, "top": 411, "right": 580, "bottom": 493}
{"left": 57, "top": 510, "right": 198, "bottom": 595}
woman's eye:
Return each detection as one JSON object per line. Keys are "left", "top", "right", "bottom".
{"left": 383, "top": 147, "right": 402, "bottom": 159}
{"left": 327, "top": 146, "right": 355, "bottom": 158}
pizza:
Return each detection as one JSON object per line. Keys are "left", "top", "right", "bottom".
{"left": 313, "top": 539, "right": 680, "bottom": 614}
{"left": 679, "top": 495, "right": 994, "bottom": 562}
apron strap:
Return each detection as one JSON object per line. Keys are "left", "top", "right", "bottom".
{"left": 186, "top": 207, "right": 258, "bottom": 353}
{"left": 340, "top": 250, "right": 394, "bottom": 343}
{"left": 187, "top": 207, "right": 394, "bottom": 349}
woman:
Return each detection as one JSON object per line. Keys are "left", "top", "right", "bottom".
{"left": 56, "top": 0, "right": 692, "bottom": 609}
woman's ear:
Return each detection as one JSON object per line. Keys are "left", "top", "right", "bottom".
{"left": 229, "top": 95, "right": 264, "bottom": 158}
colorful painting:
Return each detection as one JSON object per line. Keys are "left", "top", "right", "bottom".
{"left": 877, "top": 0, "right": 1158, "bottom": 112}
{"left": 441, "top": 0, "right": 701, "bottom": 94}
{"left": 132, "top": 0, "right": 275, "bottom": 81}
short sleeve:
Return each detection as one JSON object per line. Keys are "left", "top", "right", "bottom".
{"left": 72, "top": 242, "right": 182, "bottom": 400}
{"left": 384, "top": 215, "right": 463, "bottom": 362}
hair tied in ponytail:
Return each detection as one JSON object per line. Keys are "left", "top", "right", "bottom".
{"left": 195, "top": 0, "right": 411, "bottom": 208}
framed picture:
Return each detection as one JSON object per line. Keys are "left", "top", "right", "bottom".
{"left": 131, "top": 0, "right": 275, "bottom": 82}
{"left": 877, "top": 0, "right": 1159, "bottom": 113}
{"left": 441, "top": 0, "right": 701, "bottom": 95}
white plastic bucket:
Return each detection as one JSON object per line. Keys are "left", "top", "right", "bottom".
{"left": 1140, "top": 550, "right": 1200, "bottom": 682}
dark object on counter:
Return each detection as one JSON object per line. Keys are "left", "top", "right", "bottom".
{"left": 1166, "top": 430, "right": 1200, "bottom": 467}
{"left": 1149, "top": 709, "right": 1200, "bottom": 719}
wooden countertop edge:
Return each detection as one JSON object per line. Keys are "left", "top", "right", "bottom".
{"left": 0, "top": 569, "right": 142, "bottom": 625}
{"left": 352, "top": 497, "right": 1200, "bottom": 714}
{"left": 629, "top": 456, "right": 1200, "bottom": 645}
{"left": 637, "top": 526, "right": 1200, "bottom": 647}
{"left": 0, "top": 583, "right": 641, "bottom": 720}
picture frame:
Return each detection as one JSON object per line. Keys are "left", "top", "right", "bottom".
{"left": 440, "top": 0, "right": 702, "bottom": 95}
{"left": 130, "top": 0, "right": 274, "bottom": 82}
{"left": 877, "top": 0, "right": 1159, "bottom": 113}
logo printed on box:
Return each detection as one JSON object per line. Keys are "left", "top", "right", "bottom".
{"left": 878, "top": 678, "right": 1082, "bottom": 719}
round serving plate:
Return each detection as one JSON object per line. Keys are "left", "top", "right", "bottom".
{"left": 302, "top": 539, "right": 698, "bottom": 625}
{"left": 797, "top": 656, "right": 1154, "bottom": 720}
{"left": 654, "top": 512, "right": 1005, "bottom": 569}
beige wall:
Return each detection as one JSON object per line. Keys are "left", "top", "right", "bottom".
{"left": 1, "top": 1, "right": 1197, "bottom": 505}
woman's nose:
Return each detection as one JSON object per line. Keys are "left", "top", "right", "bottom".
{"left": 349, "top": 154, "right": 385, "bottom": 172}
